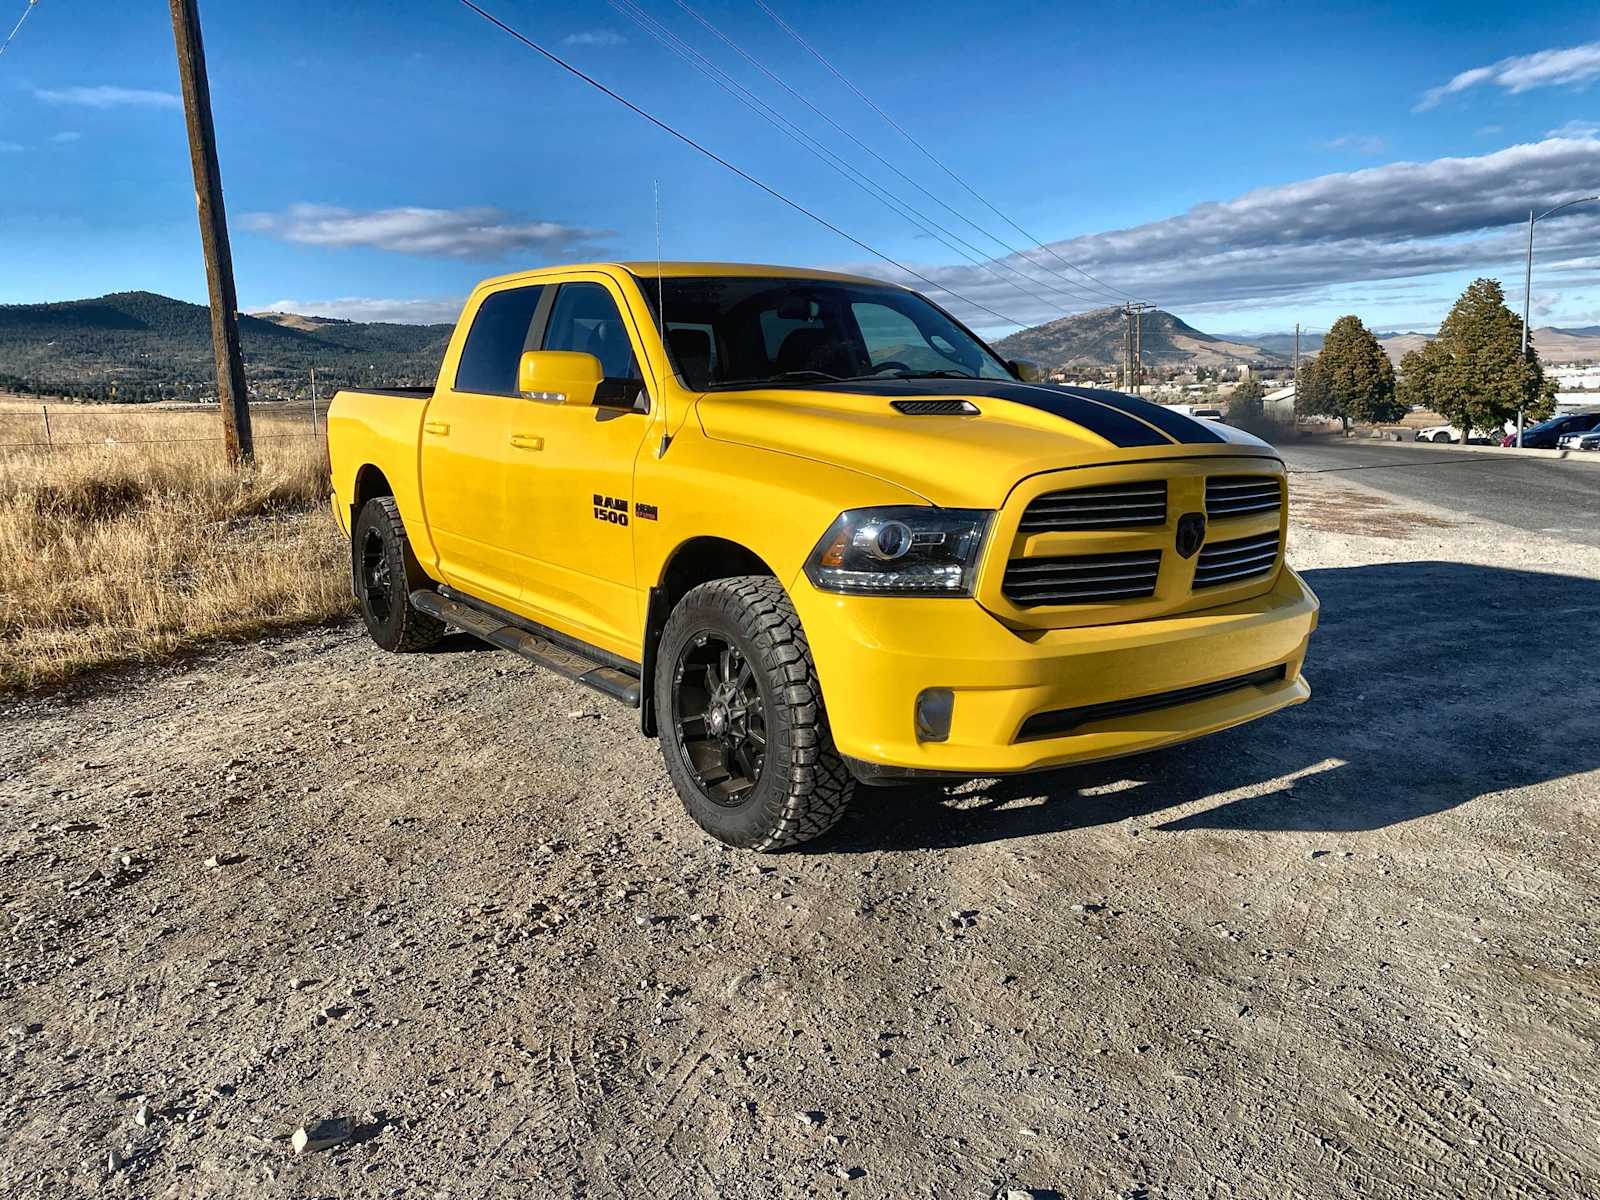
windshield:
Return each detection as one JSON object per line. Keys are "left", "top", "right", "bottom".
{"left": 633, "top": 274, "right": 1017, "bottom": 391}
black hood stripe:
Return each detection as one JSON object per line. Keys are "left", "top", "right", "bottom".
{"left": 802, "top": 378, "right": 1170, "bottom": 448}
{"left": 1050, "top": 386, "right": 1227, "bottom": 444}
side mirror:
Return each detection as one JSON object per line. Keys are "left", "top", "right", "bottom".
{"left": 518, "top": 350, "right": 603, "bottom": 405}
{"left": 1008, "top": 358, "right": 1043, "bottom": 383}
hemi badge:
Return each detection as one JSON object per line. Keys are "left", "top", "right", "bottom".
{"left": 635, "top": 502, "right": 659, "bottom": 521}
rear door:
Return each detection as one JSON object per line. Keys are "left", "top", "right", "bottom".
{"left": 419, "top": 283, "right": 548, "bottom": 606}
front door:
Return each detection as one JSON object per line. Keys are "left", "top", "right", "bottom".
{"left": 506, "top": 277, "right": 655, "bottom": 661}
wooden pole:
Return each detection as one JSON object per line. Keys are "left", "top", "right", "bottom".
{"left": 40, "top": 404, "right": 52, "bottom": 449}
{"left": 168, "top": 0, "right": 253, "bottom": 466}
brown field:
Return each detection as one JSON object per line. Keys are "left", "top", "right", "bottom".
{"left": 0, "top": 401, "right": 351, "bottom": 690}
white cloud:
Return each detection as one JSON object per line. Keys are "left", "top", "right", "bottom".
{"left": 562, "top": 29, "right": 625, "bottom": 47}
{"left": 1325, "top": 134, "right": 1388, "bottom": 155}
{"left": 1547, "top": 119, "right": 1600, "bottom": 139}
{"left": 50, "top": 131, "right": 82, "bottom": 144}
{"left": 853, "top": 137, "right": 1600, "bottom": 329}
{"left": 1416, "top": 40, "right": 1600, "bottom": 110}
{"left": 259, "top": 297, "right": 465, "bottom": 325}
{"left": 33, "top": 85, "right": 181, "bottom": 109}
{"left": 239, "top": 204, "right": 609, "bottom": 260}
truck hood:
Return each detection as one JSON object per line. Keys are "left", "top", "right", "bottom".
{"left": 695, "top": 378, "right": 1278, "bottom": 508}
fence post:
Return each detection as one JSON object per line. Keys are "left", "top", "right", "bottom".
{"left": 309, "top": 366, "right": 318, "bottom": 436}
{"left": 41, "top": 404, "right": 52, "bottom": 449}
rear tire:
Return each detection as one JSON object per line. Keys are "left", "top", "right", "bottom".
{"left": 655, "top": 576, "right": 854, "bottom": 851}
{"left": 352, "top": 497, "right": 446, "bottom": 653}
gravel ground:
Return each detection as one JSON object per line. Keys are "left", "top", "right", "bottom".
{"left": 3, "top": 468, "right": 1597, "bottom": 1199}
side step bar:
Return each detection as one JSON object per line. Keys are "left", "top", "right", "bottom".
{"left": 410, "top": 589, "right": 641, "bottom": 707}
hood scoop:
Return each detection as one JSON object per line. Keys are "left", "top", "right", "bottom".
{"left": 890, "top": 398, "right": 979, "bottom": 416}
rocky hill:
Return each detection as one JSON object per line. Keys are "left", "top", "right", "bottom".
{"left": 0, "top": 291, "right": 451, "bottom": 402}
{"left": 993, "top": 307, "right": 1284, "bottom": 373}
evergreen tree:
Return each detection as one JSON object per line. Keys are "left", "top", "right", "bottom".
{"left": 1230, "top": 375, "right": 1266, "bottom": 429}
{"left": 1398, "top": 278, "right": 1556, "bottom": 438}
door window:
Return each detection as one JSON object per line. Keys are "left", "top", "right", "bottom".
{"left": 453, "top": 285, "right": 545, "bottom": 394}
{"left": 543, "top": 282, "right": 640, "bottom": 381}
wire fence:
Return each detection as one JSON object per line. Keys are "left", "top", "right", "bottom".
{"left": 0, "top": 401, "right": 326, "bottom": 454}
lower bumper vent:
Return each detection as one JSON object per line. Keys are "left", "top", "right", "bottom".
{"left": 1016, "top": 664, "right": 1288, "bottom": 741}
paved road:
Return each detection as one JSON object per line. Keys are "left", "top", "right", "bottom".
{"left": 1278, "top": 439, "right": 1600, "bottom": 548}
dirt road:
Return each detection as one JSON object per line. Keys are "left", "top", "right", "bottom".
{"left": 3, "top": 469, "right": 1597, "bottom": 1199}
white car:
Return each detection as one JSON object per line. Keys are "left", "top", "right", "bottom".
{"left": 1414, "top": 422, "right": 1511, "bottom": 444}
{"left": 1558, "top": 429, "right": 1600, "bottom": 451}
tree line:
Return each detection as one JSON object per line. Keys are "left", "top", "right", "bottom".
{"left": 1294, "top": 278, "right": 1557, "bottom": 435}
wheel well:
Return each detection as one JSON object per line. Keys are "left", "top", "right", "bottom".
{"left": 640, "top": 538, "right": 778, "bottom": 739}
{"left": 353, "top": 465, "right": 394, "bottom": 523}
{"left": 660, "top": 537, "right": 775, "bottom": 612}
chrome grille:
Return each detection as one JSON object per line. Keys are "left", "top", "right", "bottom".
{"left": 1002, "top": 549, "right": 1162, "bottom": 606}
{"left": 1206, "top": 475, "right": 1281, "bottom": 517}
{"left": 1193, "top": 531, "right": 1280, "bottom": 588}
{"left": 1017, "top": 481, "right": 1167, "bottom": 533}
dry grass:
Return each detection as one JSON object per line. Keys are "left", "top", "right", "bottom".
{"left": 0, "top": 405, "right": 353, "bottom": 691}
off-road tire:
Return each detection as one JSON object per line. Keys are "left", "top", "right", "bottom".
{"left": 655, "top": 576, "right": 855, "bottom": 851}
{"left": 353, "top": 497, "right": 446, "bottom": 653}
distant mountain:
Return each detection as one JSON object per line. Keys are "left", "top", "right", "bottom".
{"left": 1239, "top": 324, "right": 1600, "bottom": 370}
{"left": 1246, "top": 331, "right": 1324, "bottom": 357}
{"left": 993, "top": 307, "right": 1284, "bottom": 372}
{"left": 0, "top": 291, "right": 451, "bottom": 403}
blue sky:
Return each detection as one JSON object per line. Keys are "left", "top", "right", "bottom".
{"left": 1, "top": 0, "right": 1598, "bottom": 336}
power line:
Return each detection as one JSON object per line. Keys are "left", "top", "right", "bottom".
{"left": 453, "top": 0, "right": 1030, "bottom": 328}
{"left": 752, "top": 0, "right": 1144, "bottom": 306}
{"left": 667, "top": 0, "right": 1117, "bottom": 310}
{"left": 1, "top": 0, "right": 40, "bottom": 58}
{"left": 608, "top": 0, "right": 1085, "bottom": 320}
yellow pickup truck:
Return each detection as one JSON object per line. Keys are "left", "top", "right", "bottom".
{"left": 327, "top": 262, "right": 1317, "bottom": 850}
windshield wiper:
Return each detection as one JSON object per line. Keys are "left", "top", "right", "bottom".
{"left": 707, "top": 370, "right": 844, "bottom": 389}
{"left": 845, "top": 369, "right": 979, "bottom": 381}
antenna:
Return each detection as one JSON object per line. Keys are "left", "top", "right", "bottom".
{"left": 655, "top": 178, "right": 671, "bottom": 457}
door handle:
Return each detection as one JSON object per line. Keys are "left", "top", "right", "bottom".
{"left": 423, "top": 421, "right": 450, "bottom": 436}
{"left": 509, "top": 434, "right": 544, "bottom": 451}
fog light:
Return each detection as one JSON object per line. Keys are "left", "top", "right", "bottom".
{"left": 915, "top": 688, "right": 954, "bottom": 743}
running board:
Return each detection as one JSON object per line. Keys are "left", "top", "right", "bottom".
{"left": 409, "top": 590, "right": 641, "bottom": 707}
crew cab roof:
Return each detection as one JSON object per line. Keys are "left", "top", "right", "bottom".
{"left": 474, "top": 261, "right": 900, "bottom": 291}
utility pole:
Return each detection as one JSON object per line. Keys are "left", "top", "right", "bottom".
{"left": 169, "top": 0, "right": 252, "bottom": 465}
{"left": 1120, "top": 302, "right": 1154, "bottom": 395}
{"left": 1518, "top": 194, "right": 1599, "bottom": 447}
{"left": 1134, "top": 305, "right": 1143, "bottom": 396}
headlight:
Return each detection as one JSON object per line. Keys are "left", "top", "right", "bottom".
{"left": 804, "top": 506, "right": 991, "bottom": 596}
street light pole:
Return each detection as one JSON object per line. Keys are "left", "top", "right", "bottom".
{"left": 1518, "top": 193, "right": 1599, "bottom": 448}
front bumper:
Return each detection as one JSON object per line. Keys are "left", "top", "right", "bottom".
{"left": 791, "top": 565, "right": 1318, "bottom": 780}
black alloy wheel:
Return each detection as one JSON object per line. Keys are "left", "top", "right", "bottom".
{"left": 360, "top": 524, "right": 395, "bottom": 625}
{"left": 672, "top": 632, "right": 768, "bottom": 804}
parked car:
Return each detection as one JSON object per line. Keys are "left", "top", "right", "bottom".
{"left": 1189, "top": 406, "right": 1225, "bottom": 421}
{"left": 1414, "top": 422, "right": 1510, "bottom": 444}
{"left": 1500, "top": 411, "right": 1600, "bottom": 448}
{"left": 1558, "top": 428, "right": 1600, "bottom": 451}
{"left": 325, "top": 261, "right": 1318, "bottom": 851}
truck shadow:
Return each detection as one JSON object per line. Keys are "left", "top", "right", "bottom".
{"left": 821, "top": 561, "right": 1600, "bottom": 852}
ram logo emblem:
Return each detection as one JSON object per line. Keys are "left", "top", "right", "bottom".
{"left": 1176, "top": 512, "right": 1206, "bottom": 559}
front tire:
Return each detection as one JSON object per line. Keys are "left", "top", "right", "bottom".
{"left": 1432, "top": 431, "right": 1451, "bottom": 443}
{"left": 655, "top": 576, "right": 854, "bottom": 851}
{"left": 352, "top": 497, "right": 446, "bottom": 653}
